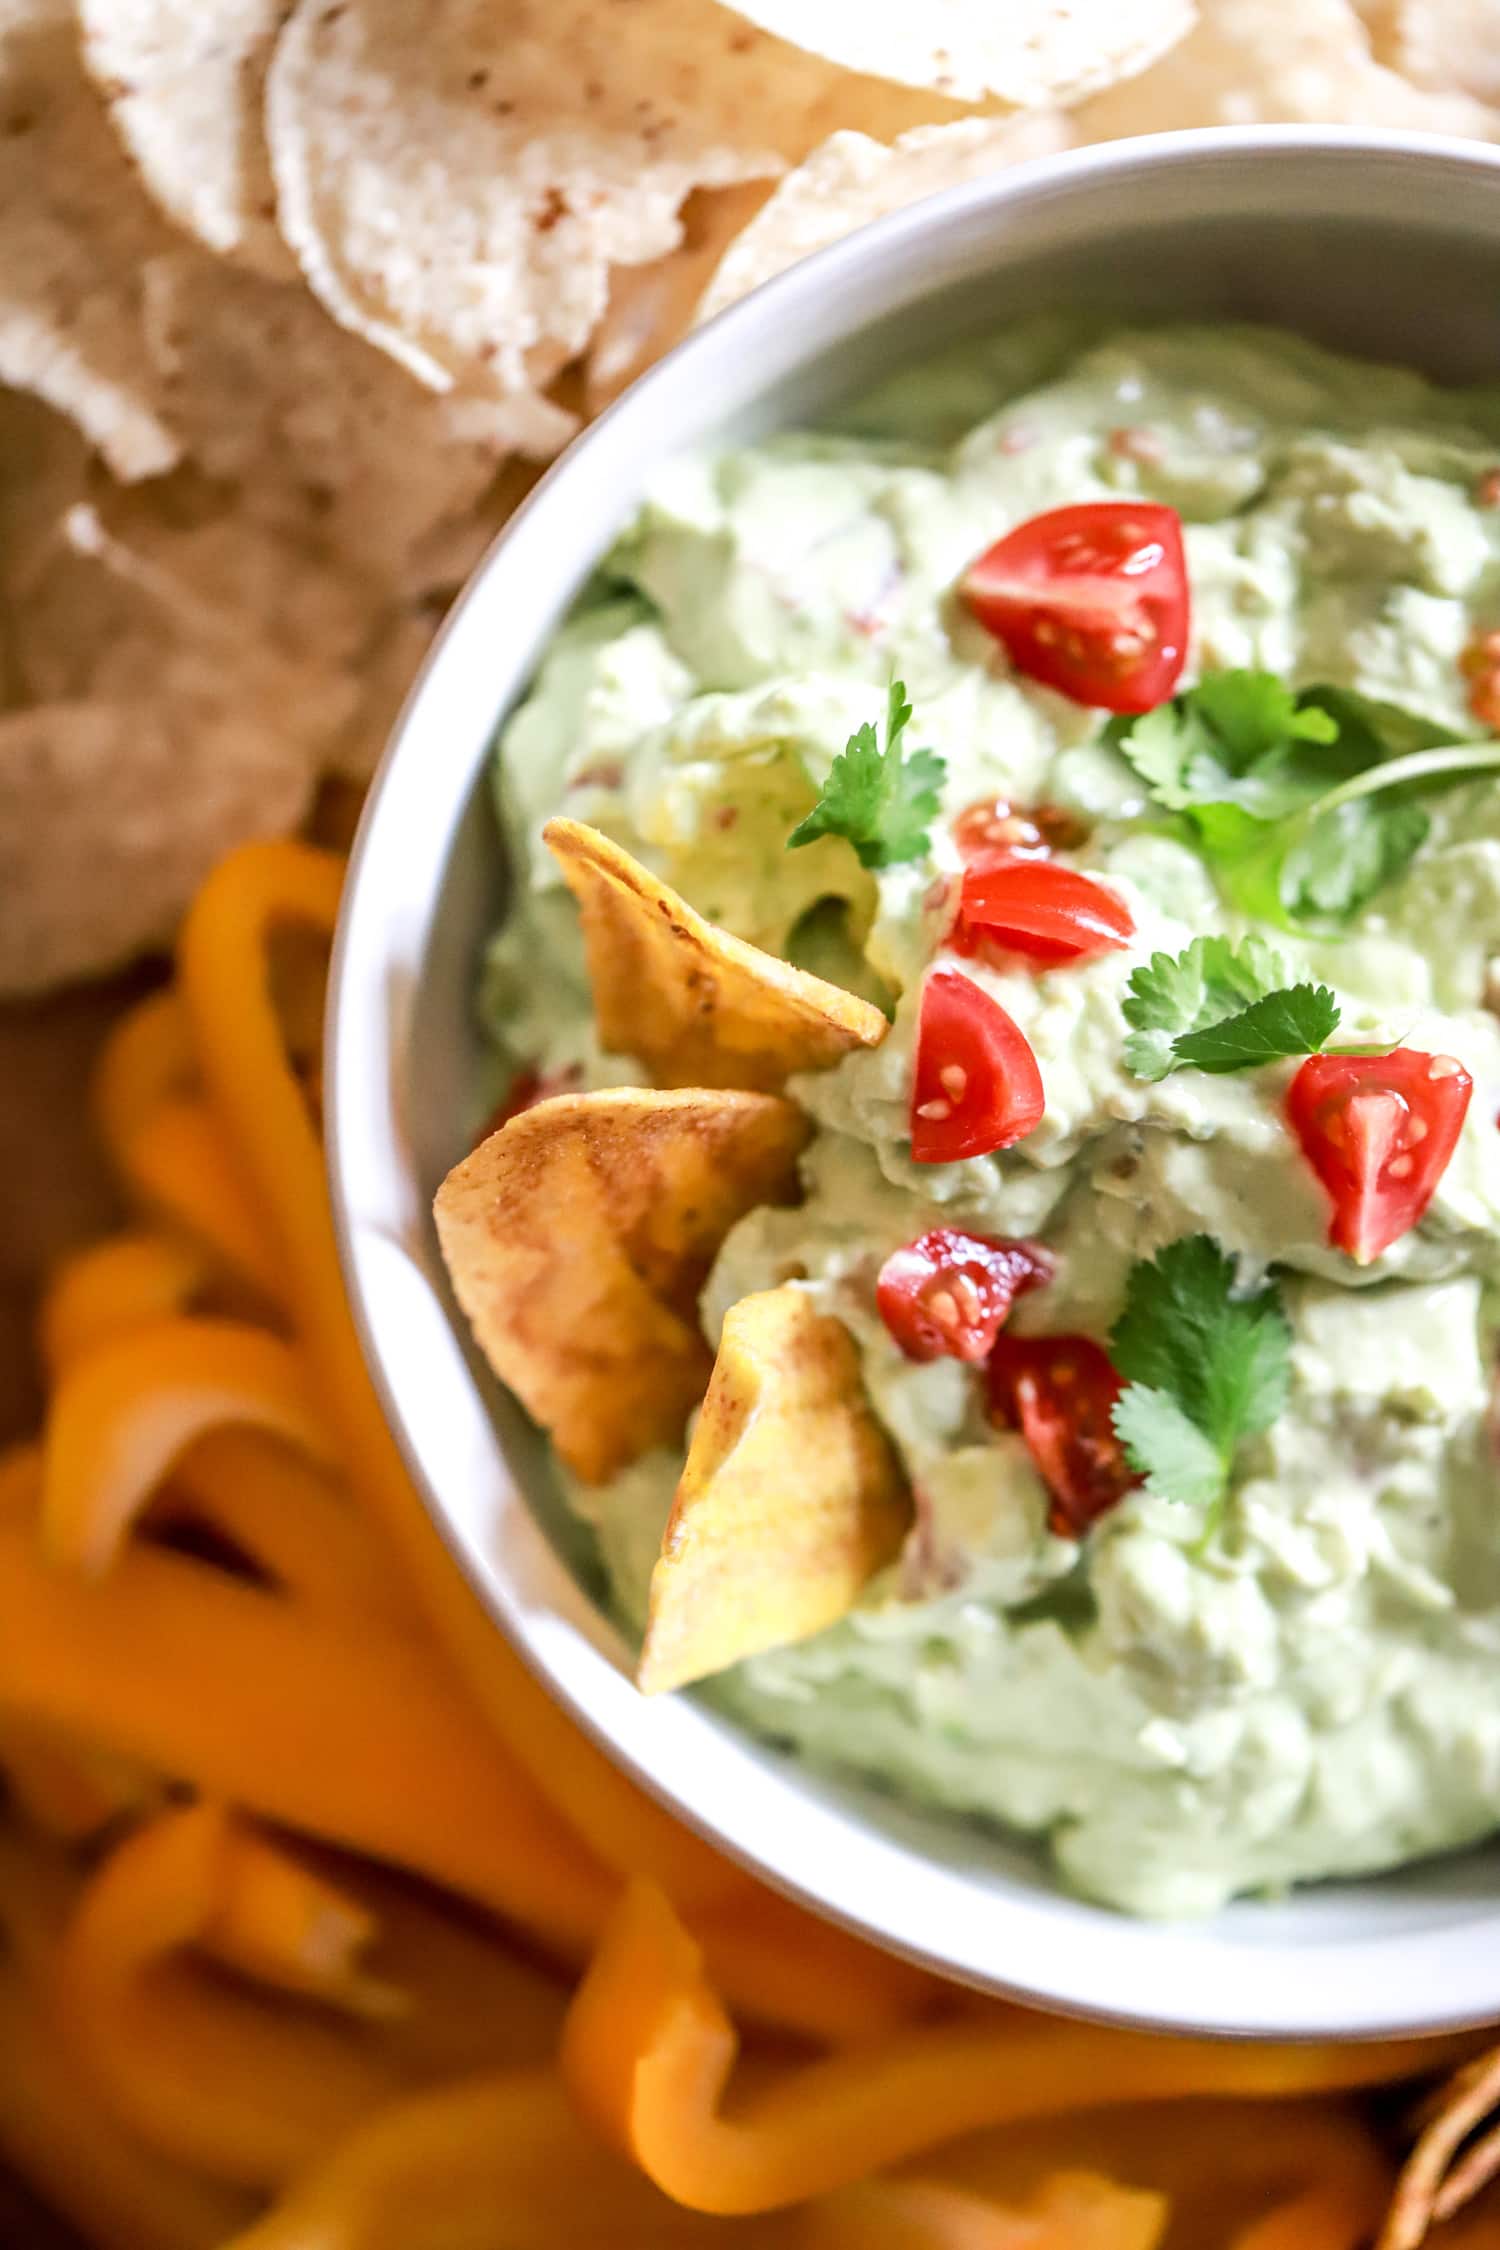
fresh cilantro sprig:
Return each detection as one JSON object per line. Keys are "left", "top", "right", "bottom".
{"left": 787, "top": 679, "right": 947, "bottom": 870}
{"left": 1122, "top": 934, "right": 1340, "bottom": 1082}
{"left": 1109, "top": 671, "right": 1500, "bottom": 928}
{"left": 1109, "top": 1236, "right": 1292, "bottom": 1521}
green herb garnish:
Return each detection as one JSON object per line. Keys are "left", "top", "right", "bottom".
{"left": 787, "top": 679, "right": 946, "bottom": 870}
{"left": 1109, "top": 1235, "right": 1292, "bottom": 1521}
{"left": 1109, "top": 671, "right": 1499, "bottom": 927}
{"left": 1122, "top": 934, "right": 1340, "bottom": 1082}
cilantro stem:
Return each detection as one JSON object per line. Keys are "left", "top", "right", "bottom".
{"left": 1296, "top": 740, "right": 1500, "bottom": 827}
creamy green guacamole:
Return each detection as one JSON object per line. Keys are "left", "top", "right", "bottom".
{"left": 483, "top": 321, "right": 1500, "bottom": 1917}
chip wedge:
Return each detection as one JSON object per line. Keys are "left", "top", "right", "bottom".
{"left": 638, "top": 1285, "right": 910, "bottom": 1694}
{"left": 543, "top": 819, "right": 888, "bottom": 1093}
{"left": 433, "top": 1089, "right": 810, "bottom": 1485}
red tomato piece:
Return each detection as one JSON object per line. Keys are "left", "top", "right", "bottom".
{"left": 1287, "top": 1049, "right": 1472, "bottom": 1265}
{"left": 987, "top": 1334, "right": 1138, "bottom": 1539}
{"left": 951, "top": 797, "right": 1089, "bottom": 869}
{"left": 910, "top": 969, "right": 1045, "bottom": 1163}
{"left": 961, "top": 501, "right": 1189, "bottom": 713}
{"left": 954, "top": 859, "right": 1134, "bottom": 965}
{"left": 876, "top": 1229, "right": 1053, "bottom": 1364}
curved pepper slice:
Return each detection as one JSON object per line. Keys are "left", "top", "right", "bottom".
{"left": 562, "top": 1881, "right": 1468, "bottom": 2217}
{"left": 39, "top": 1232, "right": 210, "bottom": 1379}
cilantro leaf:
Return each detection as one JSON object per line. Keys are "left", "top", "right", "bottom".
{"left": 1121, "top": 934, "right": 1338, "bottom": 1081}
{"left": 1112, "top": 1386, "right": 1226, "bottom": 1509}
{"left": 787, "top": 680, "right": 947, "bottom": 870}
{"left": 1109, "top": 1235, "right": 1293, "bottom": 1513}
{"left": 1111, "top": 671, "right": 1459, "bottom": 928}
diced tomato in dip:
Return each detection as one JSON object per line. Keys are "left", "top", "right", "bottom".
{"left": 877, "top": 1229, "right": 1053, "bottom": 1364}
{"left": 910, "top": 968, "right": 1044, "bottom": 1163}
{"left": 987, "top": 1334, "right": 1137, "bottom": 1539}
{"left": 951, "top": 797, "right": 1089, "bottom": 869}
{"left": 961, "top": 501, "right": 1189, "bottom": 713}
{"left": 1288, "top": 1050, "right": 1473, "bottom": 1264}
{"left": 953, "top": 859, "right": 1134, "bottom": 965}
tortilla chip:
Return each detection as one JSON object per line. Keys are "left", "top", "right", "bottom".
{"left": 697, "top": 117, "right": 1074, "bottom": 327}
{"left": 78, "top": 0, "right": 296, "bottom": 280}
{"left": 141, "top": 251, "right": 516, "bottom": 592}
{"left": 637, "top": 1285, "right": 909, "bottom": 1694}
{"left": 587, "top": 183, "right": 775, "bottom": 408}
{"left": 262, "top": 0, "right": 981, "bottom": 414}
{"left": 1364, "top": 0, "right": 1500, "bottom": 105}
{"left": 0, "top": 0, "right": 182, "bottom": 477}
{"left": 1378, "top": 2045, "right": 1500, "bottom": 2250}
{"left": 433, "top": 1089, "right": 811, "bottom": 1486}
{"left": 1074, "top": 0, "right": 1496, "bottom": 135}
{"left": 713, "top": 0, "right": 1193, "bottom": 106}
{"left": 544, "top": 819, "right": 888, "bottom": 1093}
{"left": 0, "top": 699, "right": 313, "bottom": 994}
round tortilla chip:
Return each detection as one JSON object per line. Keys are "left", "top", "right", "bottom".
{"left": 696, "top": 116, "right": 1073, "bottom": 327}
{"left": 1074, "top": 0, "right": 1497, "bottom": 134}
{"left": 0, "top": 700, "right": 314, "bottom": 994}
{"left": 0, "top": 0, "right": 181, "bottom": 477}
{"left": 711, "top": 0, "right": 1195, "bottom": 106}
{"left": 77, "top": 0, "right": 296, "bottom": 280}
{"left": 141, "top": 251, "right": 522, "bottom": 588}
{"left": 263, "top": 0, "right": 981, "bottom": 408}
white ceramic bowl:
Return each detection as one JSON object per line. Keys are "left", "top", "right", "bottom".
{"left": 329, "top": 126, "right": 1500, "bottom": 2041}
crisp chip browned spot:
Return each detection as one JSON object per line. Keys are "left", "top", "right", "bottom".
{"left": 1377, "top": 2042, "right": 1500, "bottom": 2250}
{"left": 432, "top": 1088, "right": 810, "bottom": 1486}
{"left": 637, "top": 1284, "right": 910, "bottom": 1693}
{"left": 544, "top": 818, "right": 888, "bottom": 1093}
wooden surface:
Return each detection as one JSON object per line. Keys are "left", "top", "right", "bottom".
{"left": 0, "top": 969, "right": 154, "bottom": 1445}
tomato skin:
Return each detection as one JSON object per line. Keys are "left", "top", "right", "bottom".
{"left": 961, "top": 501, "right": 1189, "bottom": 714}
{"left": 953, "top": 859, "right": 1134, "bottom": 966}
{"left": 910, "top": 968, "right": 1045, "bottom": 1163}
{"left": 1288, "top": 1050, "right": 1472, "bottom": 1264}
{"left": 877, "top": 1229, "right": 1053, "bottom": 1364}
{"left": 951, "top": 797, "right": 1089, "bottom": 870}
{"left": 987, "top": 1334, "right": 1137, "bottom": 1538}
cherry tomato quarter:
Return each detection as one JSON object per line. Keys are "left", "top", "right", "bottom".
{"left": 987, "top": 1333, "right": 1138, "bottom": 1538}
{"left": 1287, "top": 1049, "right": 1472, "bottom": 1265}
{"left": 910, "top": 969, "right": 1045, "bottom": 1163}
{"left": 954, "top": 859, "right": 1134, "bottom": 965}
{"left": 961, "top": 501, "right": 1189, "bottom": 714}
{"left": 877, "top": 1230, "right": 1053, "bottom": 1364}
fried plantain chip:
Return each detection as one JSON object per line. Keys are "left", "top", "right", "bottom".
{"left": 543, "top": 818, "right": 888, "bottom": 1093}
{"left": 638, "top": 1285, "right": 910, "bottom": 1694}
{"left": 433, "top": 1089, "right": 809, "bottom": 1486}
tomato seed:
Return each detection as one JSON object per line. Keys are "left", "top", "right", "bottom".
{"left": 1429, "top": 1055, "right": 1463, "bottom": 1079}
{"left": 940, "top": 1064, "right": 969, "bottom": 1100}
{"left": 916, "top": 1098, "right": 952, "bottom": 1121}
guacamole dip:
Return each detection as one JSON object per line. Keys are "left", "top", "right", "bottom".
{"left": 480, "top": 320, "right": 1500, "bottom": 1918}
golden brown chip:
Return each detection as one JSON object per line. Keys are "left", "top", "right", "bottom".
{"left": 1378, "top": 2044, "right": 1500, "bottom": 2250}
{"left": 432, "top": 1089, "right": 810, "bottom": 1486}
{"left": 543, "top": 819, "right": 888, "bottom": 1094}
{"left": 638, "top": 1285, "right": 910, "bottom": 1694}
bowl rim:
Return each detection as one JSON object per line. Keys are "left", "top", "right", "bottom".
{"left": 328, "top": 122, "right": 1500, "bottom": 2043}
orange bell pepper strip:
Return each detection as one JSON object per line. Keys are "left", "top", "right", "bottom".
{"left": 0, "top": 1524, "right": 613, "bottom": 1953}
{"left": 691, "top": 1883, "right": 940, "bottom": 2045}
{"left": 0, "top": 1442, "right": 40, "bottom": 1522}
{"left": 118, "top": 1096, "right": 285, "bottom": 1307}
{"left": 178, "top": 841, "right": 749, "bottom": 1918}
{"left": 799, "top": 2172, "right": 1167, "bottom": 2249}
{"left": 91, "top": 986, "right": 198, "bottom": 1173}
{"left": 212, "top": 2065, "right": 791, "bottom": 2250}
{"left": 41, "top": 1316, "right": 339, "bottom": 1577}
{"left": 39, "top": 1232, "right": 211, "bottom": 1379}
{"left": 562, "top": 1882, "right": 1469, "bottom": 2216}
{"left": 51, "top": 1801, "right": 405, "bottom": 2187}
{"left": 0, "top": 1716, "right": 153, "bottom": 1843}
{"left": 169, "top": 1427, "right": 412, "bottom": 1629}
{"left": 0, "top": 1944, "right": 254, "bottom": 2250}
{"left": 200, "top": 1818, "right": 403, "bottom": 2023}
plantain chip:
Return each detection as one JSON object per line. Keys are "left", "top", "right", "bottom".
{"left": 638, "top": 1285, "right": 910, "bottom": 1694}
{"left": 543, "top": 818, "right": 888, "bottom": 1093}
{"left": 433, "top": 1088, "right": 809, "bottom": 1486}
